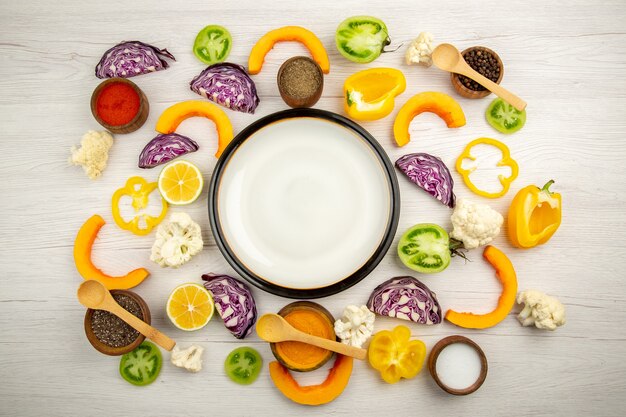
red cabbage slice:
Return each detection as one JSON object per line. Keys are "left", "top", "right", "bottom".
{"left": 202, "top": 273, "right": 257, "bottom": 339}
{"left": 95, "top": 41, "right": 175, "bottom": 79}
{"left": 138, "top": 133, "right": 199, "bottom": 169}
{"left": 190, "top": 63, "right": 259, "bottom": 114}
{"left": 367, "top": 276, "right": 442, "bottom": 325}
{"left": 396, "top": 153, "right": 456, "bottom": 208}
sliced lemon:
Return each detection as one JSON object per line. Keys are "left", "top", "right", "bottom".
{"left": 166, "top": 283, "right": 214, "bottom": 331}
{"left": 158, "top": 160, "right": 204, "bottom": 205}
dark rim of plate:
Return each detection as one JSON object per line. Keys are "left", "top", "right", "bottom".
{"left": 208, "top": 108, "right": 400, "bottom": 299}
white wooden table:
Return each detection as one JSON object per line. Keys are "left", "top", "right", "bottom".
{"left": 1, "top": 0, "right": 625, "bottom": 416}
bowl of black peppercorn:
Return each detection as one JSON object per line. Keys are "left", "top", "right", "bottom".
{"left": 451, "top": 46, "right": 504, "bottom": 99}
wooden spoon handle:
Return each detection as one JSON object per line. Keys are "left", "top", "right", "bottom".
{"left": 459, "top": 68, "right": 527, "bottom": 111}
{"left": 111, "top": 305, "right": 176, "bottom": 351}
{"left": 294, "top": 332, "right": 367, "bottom": 360}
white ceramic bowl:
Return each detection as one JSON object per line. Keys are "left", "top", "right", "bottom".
{"left": 209, "top": 109, "right": 399, "bottom": 298}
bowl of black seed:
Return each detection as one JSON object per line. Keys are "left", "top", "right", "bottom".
{"left": 84, "top": 289, "right": 151, "bottom": 356}
{"left": 451, "top": 46, "right": 504, "bottom": 99}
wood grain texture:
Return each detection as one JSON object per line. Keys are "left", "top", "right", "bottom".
{"left": 1, "top": 0, "right": 625, "bottom": 416}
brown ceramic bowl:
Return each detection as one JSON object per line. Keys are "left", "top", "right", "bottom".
{"left": 428, "top": 335, "right": 488, "bottom": 395}
{"left": 270, "top": 301, "right": 336, "bottom": 372}
{"left": 451, "top": 46, "right": 504, "bottom": 99}
{"left": 84, "top": 289, "right": 151, "bottom": 356}
{"left": 277, "top": 56, "right": 324, "bottom": 108}
{"left": 90, "top": 77, "right": 149, "bottom": 134}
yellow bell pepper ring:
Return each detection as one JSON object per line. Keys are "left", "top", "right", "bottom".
{"left": 508, "top": 180, "right": 562, "bottom": 248}
{"left": 111, "top": 176, "right": 168, "bottom": 236}
{"left": 456, "top": 137, "right": 519, "bottom": 199}
{"left": 367, "top": 325, "right": 426, "bottom": 384}
{"left": 343, "top": 68, "right": 406, "bottom": 121}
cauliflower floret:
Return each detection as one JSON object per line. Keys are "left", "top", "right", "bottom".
{"left": 405, "top": 32, "right": 434, "bottom": 67}
{"left": 171, "top": 345, "right": 204, "bottom": 373}
{"left": 334, "top": 305, "right": 375, "bottom": 348}
{"left": 517, "top": 290, "right": 566, "bottom": 331}
{"left": 151, "top": 212, "right": 203, "bottom": 267}
{"left": 69, "top": 130, "right": 114, "bottom": 179}
{"left": 450, "top": 199, "right": 503, "bottom": 249}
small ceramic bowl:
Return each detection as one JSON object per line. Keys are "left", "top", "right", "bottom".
{"left": 451, "top": 46, "right": 504, "bottom": 99}
{"left": 90, "top": 77, "right": 149, "bottom": 134}
{"left": 277, "top": 56, "right": 324, "bottom": 108}
{"left": 428, "top": 335, "right": 488, "bottom": 395}
{"left": 84, "top": 289, "right": 151, "bottom": 356}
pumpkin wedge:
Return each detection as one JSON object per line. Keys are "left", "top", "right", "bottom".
{"left": 393, "top": 91, "right": 466, "bottom": 147}
{"left": 155, "top": 100, "right": 234, "bottom": 158}
{"left": 445, "top": 245, "right": 517, "bottom": 329}
{"left": 73, "top": 215, "right": 149, "bottom": 290}
{"left": 269, "top": 354, "right": 353, "bottom": 406}
{"left": 248, "top": 26, "right": 330, "bottom": 75}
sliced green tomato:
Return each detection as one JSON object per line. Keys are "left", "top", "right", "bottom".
{"left": 193, "top": 25, "right": 232, "bottom": 64}
{"left": 119, "top": 341, "right": 162, "bottom": 386}
{"left": 486, "top": 98, "right": 527, "bottom": 134}
{"left": 225, "top": 347, "right": 262, "bottom": 385}
{"left": 398, "top": 224, "right": 451, "bottom": 274}
{"left": 335, "top": 16, "right": 390, "bottom": 63}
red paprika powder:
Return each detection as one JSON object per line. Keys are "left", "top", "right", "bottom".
{"left": 95, "top": 82, "right": 140, "bottom": 126}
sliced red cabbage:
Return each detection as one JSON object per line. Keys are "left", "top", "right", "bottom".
{"left": 138, "top": 133, "right": 199, "bottom": 169}
{"left": 367, "top": 276, "right": 442, "bottom": 325}
{"left": 95, "top": 41, "right": 176, "bottom": 79}
{"left": 396, "top": 153, "right": 456, "bottom": 208}
{"left": 190, "top": 63, "right": 259, "bottom": 114}
{"left": 202, "top": 273, "right": 257, "bottom": 339}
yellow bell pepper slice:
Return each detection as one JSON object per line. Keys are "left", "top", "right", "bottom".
{"left": 456, "top": 137, "right": 519, "bottom": 199}
{"left": 368, "top": 325, "right": 426, "bottom": 384}
{"left": 343, "top": 68, "right": 406, "bottom": 121}
{"left": 508, "top": 180, "right": 562, "bottom": 248}
{"left": 111, "top": 176, "right": 168, "bottom": 236}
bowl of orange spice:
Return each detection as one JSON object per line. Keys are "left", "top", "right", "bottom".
{"left": 90, "top": 77, "right": 149, "bottom": 134}
{"left": 270, "top": 301, "right": 336, "bottom": 372}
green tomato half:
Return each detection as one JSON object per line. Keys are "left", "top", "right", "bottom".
{"left": 193, "top": 25, "right": 232, "bottom": 65}
{"left": 119, "top": 341, "right": 162, "bottom": 386}
{"left": 335, "top": 16, "right": 390, "bottom": 63}
{"left": 224, "top": 346, "right": 262, "bottom": 385}
{"left": 398, "top": 223, "right": 451, "bottom": 274}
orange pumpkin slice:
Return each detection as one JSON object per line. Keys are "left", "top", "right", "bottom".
{"left": 445, "top": 245, "right": 518, "bottom": 329}
{"left": 73, "top": 215, "right": 149, "bottom": 290}
{"left": 155, "top": 100, "right": 234, "bottom": 158}
{"left": 248, "top": 26, "right": 330, "bottom": 75}
{"left": 393, "top": 91, "right": 466, "bottom": 147}
{"left": 269, "top": 354, "right": 353, "bottom": 406}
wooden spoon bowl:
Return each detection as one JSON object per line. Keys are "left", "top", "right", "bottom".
{"left": 84, "top": 289, "right": 151, "bottom": 356}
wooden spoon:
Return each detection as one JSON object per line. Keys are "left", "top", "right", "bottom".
{"left": 256, "top": 313, "right": 367, "bottom": 360}
{"left": 77, "top": 280, "right": 176, "bottom": 351}
{"left": 432, "top": 43, "right": 527, "bottom": 111}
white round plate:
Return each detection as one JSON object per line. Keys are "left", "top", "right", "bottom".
{"left": 209, "top": 109, "right": 399, "bottom": 298}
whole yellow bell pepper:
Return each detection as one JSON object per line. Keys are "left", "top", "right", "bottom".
{"left": 456, "top": 137, "right": 519, "bottom": 199}
{"left": 508, "top": 180, "right": 562, "bottom": 248}
{"left": 368, "top": 325, "right": 426, "bottom": 384}
{"left": 343, "top": 68, "right": 406, "bottom": 121}
{"left": 111, "top": 176, "right": 168, "bottom": 236}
